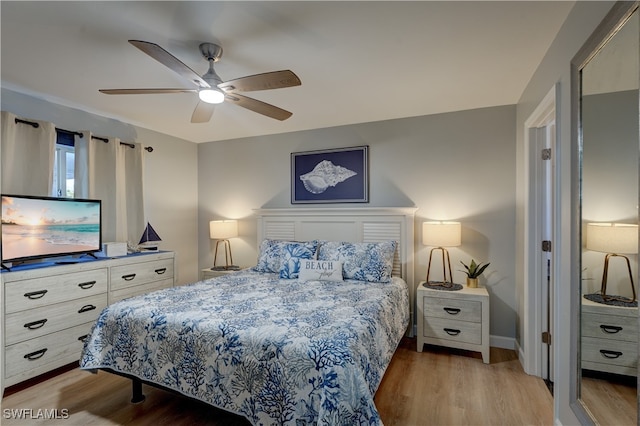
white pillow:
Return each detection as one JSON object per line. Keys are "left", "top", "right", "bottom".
{"left": 298, "top": 260, "right": 343, "bottom": 282}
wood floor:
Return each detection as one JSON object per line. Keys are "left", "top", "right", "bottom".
{"left": 1, "top": 338, "right": 555, "bottom": 426}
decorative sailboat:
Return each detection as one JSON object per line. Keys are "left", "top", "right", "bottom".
{"left": 138, "top": 222, "right": 161, "bottom": 250}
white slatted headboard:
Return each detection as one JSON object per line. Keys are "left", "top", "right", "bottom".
{"left": 255, "top": 207, "right": 417, "bottom": 335}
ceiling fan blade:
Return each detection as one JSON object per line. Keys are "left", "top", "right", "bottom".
{"left": 129, "top": 40, "right": 209, "bottom": 88}
{"left": 218, "top": 70, "right": 301, "bottom": 93}
{"left": 225, "top": 93, "right": 293, "bottom": 121}
{"left": 100, "top": 88, "right": 197, "bottom": 95}
{"left": 191, "top": 100, "right": 215, "bottom": 123}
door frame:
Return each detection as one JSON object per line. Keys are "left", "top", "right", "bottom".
{"left": 523, "top": 85, "right": 559, "bottom": 377}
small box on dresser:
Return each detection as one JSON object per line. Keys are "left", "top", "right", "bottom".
{"left": 581, "top": 295, "right": 638, "bottom": 376}
{"left": 417, "top": 281, "right": 490, "bottom": 364}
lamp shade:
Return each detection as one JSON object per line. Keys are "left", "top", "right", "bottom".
{"left": 586, "top": 223, "right": 638, "bottom": 254}
{"left": 422, "top": 221, "right": 461, "bottom": 247}
{"left": 209, "top": 220, "right": 238, "bottom": 240}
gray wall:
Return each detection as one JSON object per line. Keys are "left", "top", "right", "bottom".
{"left": 198, "top": 104, "right": 517, "bottom": 344}
{"left": 1, "top": 88, "right": 200, "bottom": 286}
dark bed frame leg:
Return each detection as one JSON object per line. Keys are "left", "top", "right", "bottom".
{"left": 131, "top": 378, "right": 146, "bottom": 403}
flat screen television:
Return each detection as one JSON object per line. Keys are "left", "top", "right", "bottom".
{"left": 1, "top": 194, "right": 102, "bottom": 265}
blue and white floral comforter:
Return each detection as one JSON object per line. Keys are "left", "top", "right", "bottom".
{"left": 80, "top": 269, "right": 409, "bottom": 425}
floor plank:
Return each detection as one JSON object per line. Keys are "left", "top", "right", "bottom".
{"left": 2, "top": 338, "right": 556, "bottom": 425}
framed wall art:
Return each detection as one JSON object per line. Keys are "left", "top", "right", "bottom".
{"left": 291, "top": 145, "right": 369, "bottom": 204}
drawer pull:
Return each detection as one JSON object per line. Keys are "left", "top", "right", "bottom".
{"left": 444, "top": 328, "right": 461, "bottom": 336}
{"left": 24, "top": 319, "right": 48, "bottom": 330}
{"left": 78, "top": 304, "right": 97, "bottom": 314}
{"left": 154, "top": 267, "right": 167, "bottom": 275}
{"left": 24, "top": 290, "right": 48, "bottom": 300}
{"left": 443, "top": 307, "right": 461, "bottom": 315}
{"left": 78, "top": 334, "right": 90, "bottom": 342}
{"left": 24, "top": 348, "right": 48, "bottom": 360}
{"left": 78, "top": 280, "right": 97, "bottom": 290}
{"left": 122, "top": 273, "right": 136, "bottom": 281}
{"left": 600, "top": 349, "right": 623, "bottom": 359}
{"left": 599, "top": 325, "right": 623, "bottom": 334}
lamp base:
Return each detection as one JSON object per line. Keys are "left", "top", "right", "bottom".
{"left": 212, "top": 265, "right": 240, "bottom": 271}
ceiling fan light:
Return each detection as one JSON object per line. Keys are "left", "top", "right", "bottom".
{"left": 199, "top": 88, "right": 225, "bottom": 104}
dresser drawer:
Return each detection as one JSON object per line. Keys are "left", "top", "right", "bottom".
{"left": 5, "top": 322, "right": 92, "bottom": 380}
{"left": 582, "top": 336, "right": 638, "bottom": 369}
{"left": 110, "top": 278, "right": 174, "bottom": 303}
{"left": 423, "top": 297, "right": 482, "bottom": 323}
{"left": 5, "top": 269, "right": 108, "bottom": 313}
{"left": 5, "top": 293, "right": 108, "bottom": 345}
{"left": 422, "top": 317, "right": 482, "bottom": 345}
{"left": 110, "top": 258, "right": 174, "bottom": 291}
{"left": 582, "top": 312, "right": 638, "bottom": 343}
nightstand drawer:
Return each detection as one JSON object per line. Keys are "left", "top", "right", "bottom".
{"left": 423, "top": 297, "right": 482, "bottom": 323}
{"left": 423, "top": 317, "right": 482, "bottom": 345}
{"left": 582, "top": 336, "right": 637, "bottom": 368}
{"left": 582, "top": 312, "right": 637, "bottom": 342}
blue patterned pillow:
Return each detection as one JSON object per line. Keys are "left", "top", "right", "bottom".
{"left": 254, "top": 239, "right": 319, "bottom": 275}
{"left": 317, "top": 240, "right": 397, "bottom": 283}
{"left": 279, "top": 242, "right": 319, "bottom": 279}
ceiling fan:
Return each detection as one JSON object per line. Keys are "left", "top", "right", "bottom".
{"left": 100, "top": 40, "right": 301, "bottom": 123}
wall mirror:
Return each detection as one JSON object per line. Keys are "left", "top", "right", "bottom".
{"left": 572, "top": 1, "right": 639, "bottom": 424}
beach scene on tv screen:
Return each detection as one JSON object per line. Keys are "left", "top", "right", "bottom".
{"left": 1, "top": 196, "right": 100, "bottom": 261}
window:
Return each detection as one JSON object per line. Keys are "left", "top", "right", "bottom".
{"left": 52, "top": 131, "right": 75, "bottom": 198}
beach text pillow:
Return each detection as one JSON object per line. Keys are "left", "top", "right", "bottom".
{"left": 298, "top": 260, "right": 344, "bottom": 282}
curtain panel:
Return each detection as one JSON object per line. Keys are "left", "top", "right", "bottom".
{"left": 74, "top": 134, "right": 145, "bottom": 244}
{"left": 1, "top": 111, "right": 56, "bottom": 196}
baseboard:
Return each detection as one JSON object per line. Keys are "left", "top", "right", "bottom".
{"left": 490, "top": 334, "right": 516, "bottom": 350}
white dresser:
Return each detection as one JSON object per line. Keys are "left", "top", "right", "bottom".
{"left": 416, "top": 282, "right": 490, "bottom": 364}
{"left": 2, "top": 251, "right": 175, "bottom": 387}
{"left": 581, "top": 296, "right": 638, "bottom": 376}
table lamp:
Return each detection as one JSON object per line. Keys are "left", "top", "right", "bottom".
{"left": 423, "top": 221, "right": 461, "bottom": 288}
{"left": 586, "top": 222, "right": 638, "bottom": 303}
{"left": 209, "top": 220, "right": 240, "bottom": 271}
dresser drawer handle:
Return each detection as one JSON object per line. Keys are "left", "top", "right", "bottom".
{"left": 24, "top": 290, "right": 48, "bottom": 300}
{"left": 24, "top": 319, "right": 48, "bottom": 330}
{"left": 24, "top": 348, "right": 48, "bottom": 360}
{"left": 78, "top": 334, "right": 90, "bottom": 342}
{"left": 154, "top": 267, "right": 167, "bottom": 275}
{"left": 78, "top": 280, "right": 97, "bottom": 290}
{"left": 600, "top": 349, "right": 623, "bottom": 359}
{"left": 78, "top": 304, "right": 97, "bottom": 314}
{"left": 443, "top": 328, "right": 461, "bottom": 336}
{"left": 122, "top": 273, "right": 136, "bottom": 281}
{"left": 443, "top": 307, "right": 461, "bottom": 315}
{"left": 599, "top": 325, "right": 623, "bottom": 334}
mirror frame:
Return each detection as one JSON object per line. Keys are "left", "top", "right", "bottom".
{"left": 570, "top": 1, "right": 640, "bottom": 423}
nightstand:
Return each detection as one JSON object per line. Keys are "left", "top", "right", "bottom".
{"left": 581, "top": 295, "right": 638, "bottom": 376}
{"left": 200, "top": 267, "right": 242, "bottom": 280}
{"left": 416, "top": 281, "right": 490, "bottom": 363}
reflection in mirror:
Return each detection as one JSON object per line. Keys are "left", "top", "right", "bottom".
{"left": 579, "top": 4, "right": 638, "bottom": 425}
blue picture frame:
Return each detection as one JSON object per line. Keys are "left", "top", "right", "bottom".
{"left": 291, "top": 146, "right": 369, "bottom": 204}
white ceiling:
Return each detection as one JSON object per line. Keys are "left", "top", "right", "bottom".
{"left": 1, "top": 1, "right": 575, "bottom": 143}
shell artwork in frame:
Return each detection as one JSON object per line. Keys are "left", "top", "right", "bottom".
{"left": 299, "top": 160, "right": 357, "bottom": 194}
{"left": 291, "top": 146, "right": 369, "bottom": 204}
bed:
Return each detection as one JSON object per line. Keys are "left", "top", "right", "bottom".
{"left": 80, "top": 207, "right": 416, "bottom": 425}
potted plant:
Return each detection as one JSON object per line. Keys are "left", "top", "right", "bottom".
{"left": 460, "top": 259, "right": 490, "bottom": 288}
